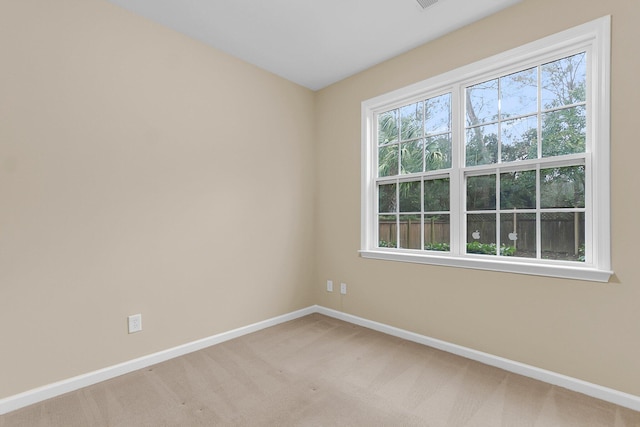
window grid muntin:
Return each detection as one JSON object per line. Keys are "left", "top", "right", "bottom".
{"left": 375, "top": 91, "right": 453, "bottom": 251}
{"left": 365, "top": 18, "right": 608, "bottom": 277}
{"left": 459, "top": 49, "right": 592, "bottom": 264}
{"left": 376, "top": 175, "right": 452, "bottom": 251}
{"left": 376, "top": 68, "right": 588, "bottom": 261}
{"left": 462, "top": 154, "right": 586, "bottom": 260}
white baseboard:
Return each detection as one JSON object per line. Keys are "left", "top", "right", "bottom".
{"left": 0, "top": 306, "right": 316, "bottom": 415}
{"left": 2, "top": 304, "right": 639, "bottom": 415}
{"left": 314, "top": 305, "right": 640, "bottom": 413}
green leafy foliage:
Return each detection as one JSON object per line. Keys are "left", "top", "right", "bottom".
{"left": 466, "top": 241, "right": 516, "bottom": 256}
{"left": 424, "top": 242, "right": 516, "bottom": 256}
{"left": 424, "top": 242, "right": 450, "bottom": 252}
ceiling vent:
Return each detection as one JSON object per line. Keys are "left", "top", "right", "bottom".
{"left": 416, "top": 0, "right": 439, "bottom": 9}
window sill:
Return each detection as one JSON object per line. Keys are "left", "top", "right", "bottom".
{"left": 358, "top": 250, "right": 613, "bottom": 283}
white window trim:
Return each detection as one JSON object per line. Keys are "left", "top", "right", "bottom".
{"left": 360, "top": 16, "right": 612, "bottom": 282}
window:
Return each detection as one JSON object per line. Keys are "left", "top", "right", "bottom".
{"left": 361, "top": 16, "right": 611, "bottom": 282}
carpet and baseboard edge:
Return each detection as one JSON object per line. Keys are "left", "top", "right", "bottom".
{"left": 314, "top": 306, "right": 640, "bottom": 413}
{"left": 1, "top": 305, "right": 638, "bottom": 415}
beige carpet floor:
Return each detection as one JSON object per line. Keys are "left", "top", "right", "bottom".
{"left": 2, "top": 313, "right": 639, "bottom": 426}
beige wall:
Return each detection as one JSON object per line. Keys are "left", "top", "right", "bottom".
{"left": 314, "top": 0, "right": 640, "bottom": 396}
{"left": 2, "top": 0, "right": 639, "bottom": 403}
{"left": 0, "top": 0, "right": 315, "bottom": 398}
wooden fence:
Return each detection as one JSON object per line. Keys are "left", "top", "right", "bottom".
{"left": 379, "top": 213, "right": 584, "bottom": 256}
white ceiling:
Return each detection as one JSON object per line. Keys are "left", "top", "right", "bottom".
{"left": 106, "top": 0, "right": 522, "bottom": 90}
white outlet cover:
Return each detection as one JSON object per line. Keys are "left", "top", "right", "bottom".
{"left": 128, "top": 314, "right": 142, "bottom": 334}
{"left": 327, "top": 280, "right": 333, "bottom": 292}
{"left": 340, "top": 283, "right": 347, "bottom": 295}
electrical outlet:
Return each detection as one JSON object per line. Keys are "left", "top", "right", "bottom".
{"left": 340, "top": 283, "right": 347, "bottom": 295}
{"left": 128, "top": 314, "right": 142, "bottom": 334}
{"left": 327, "top": 280, "right": 333, "bottom": 292}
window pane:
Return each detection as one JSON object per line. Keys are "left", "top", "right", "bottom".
{"left": 501, "top": 115, "right": 538, "bottom": 162}
{"left": 467, "top": 174, "right": 496, "bottom": 211}
{"left": 424, "top": 178, "right": 450, "bottom": 211}
{"left": 467, "top": 213, "right": 497, "bottom": 255}
{"left": 466, "top": 79, "right": 499, "bottom": 125}
{"left": 365, "top": 24, "right": 607, "bottom": 276}
{"left": 541, "top": 105, "right": 586, "bottom": 157}
{"left": 400, "top": 140, "right": 423, "bottom": 174}
{"left": 378, "top": 109, "right": 398, "bottom": 145}
{"left": 425, "top": 93, "right": 451, "bottom": 135}
{"left": 541, "top": 52, "right": 586, "bottom": 109}
{"left": 500, "top": 170, "right": 536, "bottom": 209}
{"left": 540, "top": 166, "right": 585, "bottom": 208}
{"left": 500, "top": 212, "right": 536, "bottom": 258}
{"left": 399, "top": 181, "right": 421, "bottom": 212}
{"left": 424, "top": 214, "right": 450, "bottom": 251}
{"left": 425, "top": 134, "right": 451, "bottom": 171}
{"left": 378, "top": 183, "right": 397, "bottom": 213}
{"left": 400, "top": 214, "right": 421, "bottom": 249}
{"left": 378, "top": 144, "right": 398, "bottom": 177}
{"left": 378, "top": 215, "right": 397, "bottom": 248}
{"left": 541, "top": 212, "right": 585, "bottom": 261}
{"left": 466, "top": 123, "right": 498, "bottom": 166}
{"left": 400, "top": 102, "right": 423, "bottom": 141}
{"left": 500, "top": 67, "right": 538, "bottom": 118}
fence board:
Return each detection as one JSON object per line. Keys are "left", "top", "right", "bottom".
{"left": 379, "top": 216, "right": 584, "bottom": 258}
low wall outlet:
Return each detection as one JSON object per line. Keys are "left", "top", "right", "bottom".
{"left": 128, "top": 314, "right": 142, "bottom": 334}
{"left": 340, "top": 283, "right": 347, "bottom": 295}
{"left": 327, "top": 280, "right": 333, "bottom": 292}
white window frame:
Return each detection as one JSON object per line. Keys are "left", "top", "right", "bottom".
{"left": 360, "top": 16, "right": 612, "bottom": 282}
